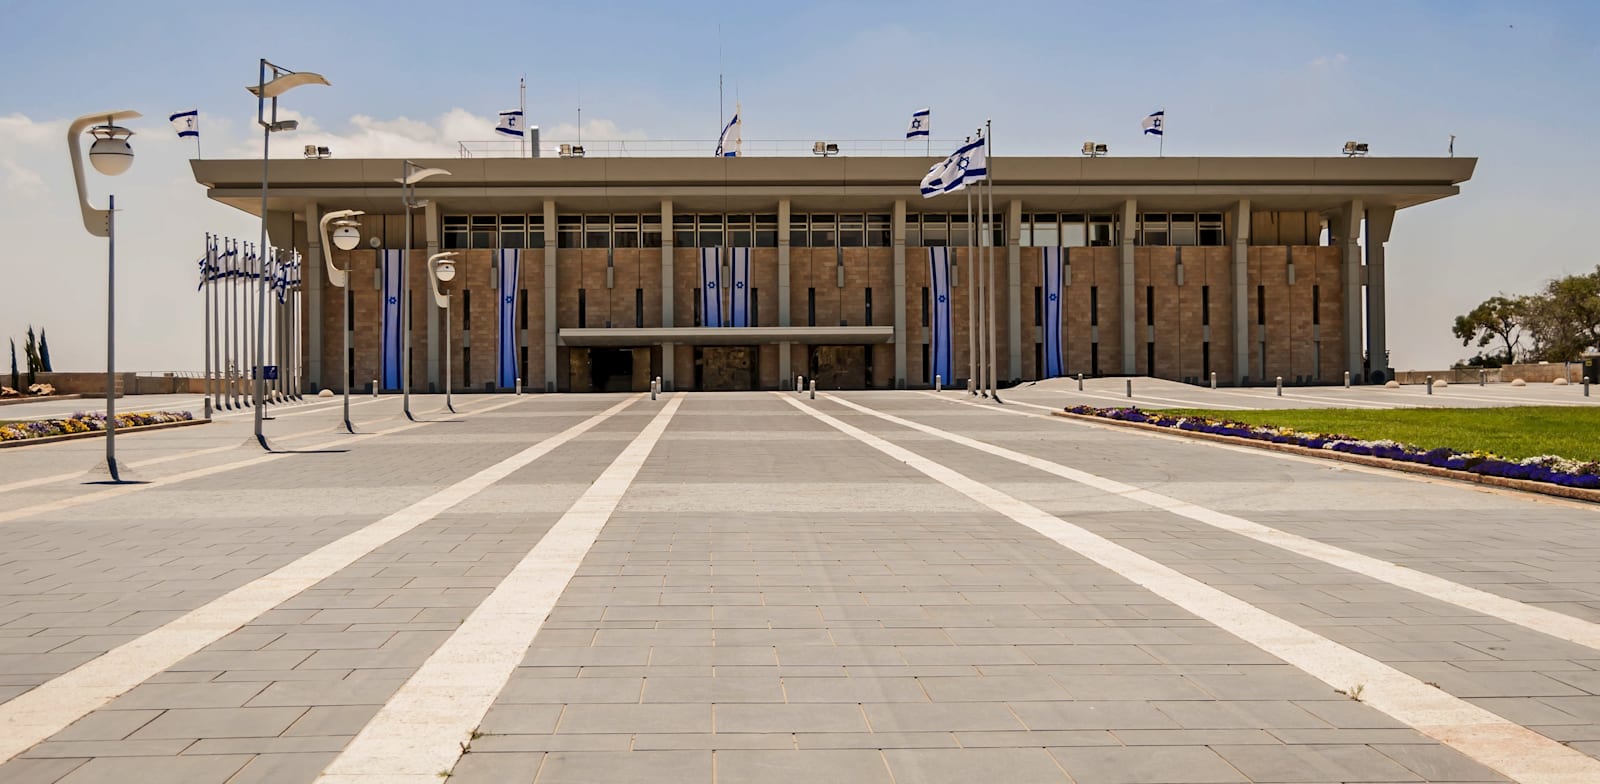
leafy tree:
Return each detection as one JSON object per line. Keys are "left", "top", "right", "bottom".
{"left": 1522, "top": 267, "right": 1600, "bottom": 362}
{"left": 1452, "top": 295, "right": 1525, "bottom": 364}
{"left": 38, "top": 329, "right": 52, "bottom": 372}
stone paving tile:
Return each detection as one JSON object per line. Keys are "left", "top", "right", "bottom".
{"left": 714, "top": 749, "right": 891, "bottom": 784}
{"left": 55, "top": 754, "right": 250, "bottom": 784}
{"left": 1213, "top": 743, "right": 1424, "bottom": 782}
{"left": 883, "top": 747, "right": 1070, "bottom": 783}
{"left": 535, "top": 749, "right": 711, "bottom": 783}
{"left": 1048, "top": 745, "right": 1248, "bottom": 783}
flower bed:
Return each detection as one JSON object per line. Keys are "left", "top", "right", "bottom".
{"left": 1064, "top": 405, "right": 1600, "bottom": 490}
{"left": 0, "top": 411, "right": 194, "bottom": 443}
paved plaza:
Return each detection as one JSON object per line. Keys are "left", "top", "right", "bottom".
{"left": 2, "top": 382, "right": 1599, "bottom": 783}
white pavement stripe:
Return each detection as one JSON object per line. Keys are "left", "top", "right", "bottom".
{"left": 0, "top": 396, "right": 519, "bottom": 527}
{"left": 1039, "top": 387, "right": 1252, "bottom": 410}
{"left": 866, "top": 393, "right": 1600, "bottom": 651}
{"left": 786, "top": 393, "right": 1600, "bottom": 784}
{"left": 319, "top": 394, "right": 682, "bottom": 783}
{"left": 0, "top": 394, "right": 637, "bottom": 765}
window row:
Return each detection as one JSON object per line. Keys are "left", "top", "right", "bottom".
{"left": 444, "top": 213, "right": 1012, "bottom": 250}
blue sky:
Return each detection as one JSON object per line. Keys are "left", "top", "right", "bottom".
{"left": 2, "top": 0, "right": 1596, "bottom": 372}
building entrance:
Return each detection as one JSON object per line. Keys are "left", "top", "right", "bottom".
{"left": 809, "top": 345, "right": 869, "bottom": 389}
{"left": 695, "top": 347, "right": 757, "bottom": 391}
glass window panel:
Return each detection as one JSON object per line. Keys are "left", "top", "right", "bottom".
{"left": 1062, "top": 214, "right": 1087, "bottom": 247}
{"left": 755, "top": 229, "right": 778, "bottom": 247}
{"left": 730, "top": 229, "right": 753, "bottom": 246}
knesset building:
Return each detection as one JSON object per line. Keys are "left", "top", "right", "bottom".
{"left": 191, "top": 153, "right": 1474, "bottom": 393}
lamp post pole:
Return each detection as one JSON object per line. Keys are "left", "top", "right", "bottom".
{"left": 427, "top": 252, "right": 460, "bottom": 413}
{"left": 320, "top": 210, "right": 364, "bottom": 433}
{"left": 105, "top": 193, "right": 118, "bottom": 471}
{"left": 399, "top": 161, "right": 450, "bottom": 420}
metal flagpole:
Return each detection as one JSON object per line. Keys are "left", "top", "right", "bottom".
{"left": 246, "top": 243, "right": 257, "bottom": 407}
{"left": 202, "top": 235, "right": 212, "bottom": 418}
{"left": 975, "top": 129, "right": 988, "bottom": 398}
{"left": 986, "top": 118, "right": 1001, "bottom": 403}
{"left": 225, "top": 240, "right": 236, "bottom": 408}
{"left": 520, "top": 76, "right": 528, "bottom": 158}
{"left": 966, "top": 143, "right": 976, "bottom": 395}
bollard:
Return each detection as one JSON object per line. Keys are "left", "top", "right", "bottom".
{"left": 1343, "top": 370, "right": 1350, "bottom": 389}
{"left": 1426, "top": 375, "right": 1433, "bottom": 395}
{"left": 1584, "top": 378, "right": 1591, "bottom": 397}
{"left": 1480, "top": 369, "right": 1487, "bottom": 387}
{"left": 1077, "top": 373, "right": 1084, "bottom": 391}
{"left": 798, "top": 375, "right": 805, "bottom": 395}
{"left": 1125, "top": 379, "right": 1132, "bottom": 398}
{"left": 650, "top": 378, "right": 658, "bottom": 401}
{"left": 203, "top": 398, "right": 213, "bottom": 421}
{"left": 935, "top": 374, "right": 942, "bottom": 392}
{"left": 516, "top": 377, "right": 522, "bottom": 396}
{"left": 372, "top": 380, "right": 378, "bottom": 398}
{"left": 809, "top": 379, "right": 816, "bottom": 400}
{"left": 1210, "top": 371, "right": 1217, "bottom": 389}
{"left": 1276, "top": 376, "right": 1283, "bottom": 397}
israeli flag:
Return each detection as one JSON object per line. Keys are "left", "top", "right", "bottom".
{"left": 1041, "top": 247, "right": 1065, "bottom": 378}
{"left": 715, "top": 106, "right": 740, "bottom": 158}
{"left": 497, "top": 249, "right": 520, "bottom": 388}
{"left": 170, "top": 109, "right": 199, "bottom": 139}
{"left": 1142, "top": 110, "right": 1164, "bottom": 136}
{"left": 906, "top": 108, "right": 930, "bottom": 139}
{"left": 496, "top": 110, "right": 525, "bottom": 138}
{"left": 699, "top": 247, "right": 724, "bottom": 326}
{"left": 928, "top": 247, "right": 953, "bottom": 383}
{"left": 380, "top": 249, "right": 404, "bottom": 389}
{"left": 919, "top": 136, "right": 987, "bottom": 198}
{"left": 728, "top": 247, "right": 751, "bottom": 327}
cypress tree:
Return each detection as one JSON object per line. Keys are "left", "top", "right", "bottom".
{"left": 38, "top": 329, "right": 52, "bottom": 372}
{"left": 8, "top": 338, "right": 17, "bottom": 390}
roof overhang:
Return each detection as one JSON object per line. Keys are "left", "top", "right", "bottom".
{"left": 559, "top": 326, "right": 894, "bottom": 347}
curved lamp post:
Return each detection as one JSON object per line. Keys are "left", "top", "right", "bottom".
{"left": 67, "top": 110, "right": 140, "bottom": 482}
{"left": 320, "top": 209, "right": 364, "bottom": 433}
{"left": 397, "top": 161, "right": 450, "bottom": 420}
{"left": 250, "top": 58, "right": 328, "bottom": 451}
{"left": 427, "top": 252, "right": 460, "bottom": 413}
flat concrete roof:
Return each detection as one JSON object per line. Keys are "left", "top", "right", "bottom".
{"left": 193, "top": 155, "right": 1476, "bottom": 217}
{"left": 559, "top": 326, "right": 895, "bottom": 347}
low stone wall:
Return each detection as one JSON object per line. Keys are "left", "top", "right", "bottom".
{"left": 1395, "top": 363, "right": 1583, "bottom": 385}
{"left": 25, "top": 372, "right": 208, "bottom": 397}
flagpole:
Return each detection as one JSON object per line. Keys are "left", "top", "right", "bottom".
{"left": 202, "top": 235, "right": 212, "bottom": 417}
{"left": 987, "top": 118, "right": 1000, "bottom": 403}
{"left": 520, "top": 76, "right": 528, "bottom": 158}
{"left": 966, "top": 140, "right": 977, "bottom": 396}
{"left": 1160, "top": 107, "right": 1164, "bottom": 157}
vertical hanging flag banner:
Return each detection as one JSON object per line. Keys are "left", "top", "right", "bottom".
{"left": 498, "top": 249, "right": 520, "bottom": 388}
{"left": 1042, "top": 246, "right": 1065, "bottom": 378}
{"left": 929, "top": 247, "right": 953, "bottom": 383}
{"left": 728, "top": 247, "right": 751, "bottom": 327}
{"left": 699, "top": 247, "right": 724, "bottom": 327}
{"left": 380, "top": 249, "right": 404, "bottom": 389}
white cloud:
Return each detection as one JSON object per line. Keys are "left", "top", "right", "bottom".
{"left": 1310, "top": 52, "right": 1348, "bottom": 69}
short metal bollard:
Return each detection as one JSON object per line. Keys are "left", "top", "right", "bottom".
{"left": 1584, "top": 378, "right": 1591, "bottom": 397}
{"left": 515, "top": 377, "right": 522, "bottom": 396}
{"left": 1343, "top": 371, "right": 1350, "bottom": 388}
{"left": 372, "top": 380, "right": 378, "bottom": 398}
{"left": 1426, "top": 375, "right": 1434, "bottom": 395}
{"left": 1125, "top": 379, "right": 1132, "bottom": 398}
{"left": 1276, "top": 376, "right": 1283, "bottom": 396}
{"left": 935, "top": 374, "right": 942, "bottom": 392}
{"left": 809, "top": 379, "right": 816, "bottom": 400}
{"left": 1077, "top": 373, "right": 1084, "bottom": 391}
{"left": 797, "top": 375, "right": 805, "bottom": 395}
{"left": 650, "top": 379, "right": 658, "bottom": 400}
{"left": 1210, "top": 371, "right": 1217, "bottom": 389}
{"left": 1480, "top": 369, "right": 1487, "bottom": 387}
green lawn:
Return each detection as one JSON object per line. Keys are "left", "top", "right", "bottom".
{"left": 1152, "top": 406, "right": 1600, "bottom": 463}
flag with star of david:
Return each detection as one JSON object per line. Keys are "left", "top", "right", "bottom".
{"left": 929, "top": 247, "right": 953, "bottom": 383}
{"left": 728, "top": 247, "right": 751, "bottom": 327}
{"left": 699, "top": 247, "right": 724, "bottom": 327}
{"left": 906, "top": 108, "right": 930, "bottom": 139}
{"left": 1042, "top": 246, "right": 1065, "bottom": 378}
{"left": 380, "top": 249, "right": 404, "bottom": 389}
{"left": 919, "top": 136, "right": 987, "bottom": 198}
{"left": 498, "top": 249, "right": 521, "bottom": 388}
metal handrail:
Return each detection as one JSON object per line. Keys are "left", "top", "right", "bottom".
{"left": 457, "top": 138, "right": 966, "bottom": 159}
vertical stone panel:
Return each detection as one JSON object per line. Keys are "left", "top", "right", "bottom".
{"left": 1317, "top": 246, "right": 1346, "bottom": 382}
{"left": 1206, "top": 246, "right": 1235, "bottom": 383}
{"left": 1018, "top": 247, "right": 1042, "bottom": 380}
{"left": 1148, "top": 247, "right": 1180, "bottom": 380}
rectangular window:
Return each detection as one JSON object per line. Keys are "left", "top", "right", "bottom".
{"left": 921, "top": 286, "right": 929, "bottom": 327}
{"left": 519, "top": 289, "right": 528, "bottom": 330}
{"left": 1312, "top": 285, "right": 1321, "bottom": 325}
{"left": 921, "top": 214, "right": 948, "bottom": 247}
{"left": 443, "top": 215, "right": 469, "bottom": 250}
{"left": 950, "top": 214, "right": 970, "bottom": 247}
{"left": 528, "top": 214, "right": 545, "bottom": 248}
{"left": 521, "top": 346, "right": 529, "bottom": 383}
{"left": 578, "top": 288, "right": 587, "bottom": 328}
{"left": 1198, "top": 213, "right": 1224, "bottom": 246}
{"left": 865, "top": 287, "right": 873, "bottom": 326}
{"left": 727, "top": 213, "right": 753, "bottom": 247}
{"left": 1090, "top": 286, "right": 1100, "bottom": 326}
{"left": 635, "top": 288, "right": 644, "bottom": 328}
{"left": 1257, "top": 285, "right": 1266, "bottom": 325}
{"left": 613, "top": 214, "right": 639, "bottom": 248}
{"left": 755, "top": 214, "right": 778, "bottom": 247}
{"left": 1146, "top": 286, "right": 1155, "bottom": 326}
{"left": 808, "top": 287, "right": 816, "bottom": 327}
{"left": 674, "top": 215, "right": 696, "bottom": 247}
{"left": 904, "top": 214, "right": 921, "bottom": 246}
{"left": 839, "top": 214, "right": 864, "bottom": 247}
{"left": 462, "top": 347, "right": 470, "bottom": 387}
{"left": 1202, "top": 342, "right": 1211, "bottom": 378}
{"left": 867, "top": 214, "right": 891, "bottom": 247}
{"left": 584, "top": 215, "right": 610, "bottom": 249}
{"left": 1032, "top": 214, "right": 1060, "bottom": 248}
{"left": 697, "top": 215, "right": 722, "bottom": 248}
{"left": 470, "top": 215, "right": 495, "bottom": 249}
{"left": 1091, "top": 343, "right": 1100, "bottom": 376}
{"left": 1034, "top": 286, "right": 1042, "bottom": 326}
{"left": 1090, "top": 214, "right": 1116, "bottom": 246}
{"left": 693, "top": 292, "right": 701, "bottom": 327}
{"left": 922, "top": 343, "right": 930, "bottom": 383}
{"left": 1147, "top": 342, "right": 1155, "bottom": 375}
{"left": 1141, "top": 213, "right": 1168, "bottom": 246}
{"left": 1202, "top": 285, "right": 1211, "bottom": 326}
{"left": 810, "top": 213, "right": 836, "bottom": 247}
{"left": 462, "top": 289, "right": 471, "bottom": 324}
{"left": 642, "top": 213, "right": 663, "bottom": 248}
{"left": 500, "top": 214, "right": 526, "bottom": 249}
{"left": 789, "top": 213, "right": 808, "bottom": 248}
{"left": 751, "top": 288, "right": 759, "bottom": 326}
{"left": 1169, "top": 213, "right": 1197, "bottom": 246}
{"left": 346, "top": 288, "right": 355, "bottom": 331}
{"left": 557, "top": 215, "right": 582, "bottom": 248}
{"left": 1061, "top": 214, "right": 1087, "bottom": 247}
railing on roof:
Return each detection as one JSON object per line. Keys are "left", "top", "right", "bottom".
{"left": 456, "top": 139, "right": 968, "bottom": 159}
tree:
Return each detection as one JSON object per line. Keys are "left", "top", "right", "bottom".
{"left": 38, "top": 329, "right": 52, "bottom": 372}
{"left": 1522, "top": 267, "right": 1600, "bottom": 362}
{"left": 7, "top": 338, "right": 17, "bottom": 390}
{"left": 1452, "top": 295, "right": 1525, "bottom": 364}
{"left": 22, "top": 326, "right": 39, "bottom": 385}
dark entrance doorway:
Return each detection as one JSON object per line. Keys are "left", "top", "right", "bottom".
{"left": 695, "top": 347, "right": 757, "bottom": 391}
{"left": 808, "top": 345, "right": 869, "bottom": 389}
{"left": 589, "top": 348, "right": 635, "bottom": 392}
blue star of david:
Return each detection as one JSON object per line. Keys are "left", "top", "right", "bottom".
{"left": 386, "top": 296, "right": 398, "bottom": 305}
{"left": 706, "top": 281, "right": 717, "bottom": 289}
{"left": 504, "top": 295, "right": 514, "bottom": 304}
{"left": 1153, "top": 118, "right": 1162, "bottom": 129}
{"left": 957, "top": 156, "right": 970, "bottom": 170}
{"left": 1048, "top": 293, "right": 1059, "bottom": 301}
{"left": 736, "top": 281, "right": 745, "bottom": 289}
{"left": 911, "top": 119, "right": 922, "bottom": 129}
{"left": 937, "top": 294, "right": 948, "bottom": 303}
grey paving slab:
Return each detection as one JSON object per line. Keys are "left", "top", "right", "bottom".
{"left": 714, "top": 749, "right": 892, "bottom": 784}
{"left": 1049, "top": 745, "right": 1248, "bottom": 783}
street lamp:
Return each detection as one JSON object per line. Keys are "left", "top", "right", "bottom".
{"left": 427, "top": 252, "right": 461, "bottom": 413}
{"left": 67, "top": 110, "right": 140, "bottom": 482}
{"left": 320, "top": 209, "right": 364, "bottom": 433}
{"left": 250, "top": 58, "right": 328, "bottom": 451}
{"left": 396, "top": 161, "right": 450, "bottom": 420}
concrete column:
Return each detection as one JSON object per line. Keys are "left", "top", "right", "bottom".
{"left": 1231, "top": 200, "right": 1251, "bottom": 385}
{"left": 304, "top": 202, "right": 322, "bottom": 390}
{"left": 778, "top": 199, "right": 792, "bottom": 388}
{"left": 892, "top": 199, "right": 907, "bottom": 388}
{"left": 1337, "top": 200, "right": 1365, "bottom": 383}
{"left": 1007, "top": 199, "right": 1022, "bottom": 382}
{"left": 543, "top": 199, "right": 558, "bottom": 392}
{"left": 1365, "top": 205, "right": 1394, "bottom": 382}
{"left": 1120, "top": 199, "right": 1138, "bottom": 374}
{"left": 424, "top": 200, "right": 440, "bottom": 392}
{"left": 660, "top": 200, "right": 675, "bottom": 390}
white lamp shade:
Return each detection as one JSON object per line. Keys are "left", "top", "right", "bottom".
{"left": 89, "top": 137, "right": 134, "bottom": 176}
{"left": 435, "top": 261, "right": 457, "bottom": 282}
{"left": 332, "top": 225, "right": 362, "bottom": 251}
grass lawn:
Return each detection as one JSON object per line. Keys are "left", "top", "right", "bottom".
{"left": 1152, "top": 406, "right": 1600, "bottom": 463}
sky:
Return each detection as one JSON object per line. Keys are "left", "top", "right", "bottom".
{"left": 1, "top": 0, "right": 1596, "bottom": 374}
